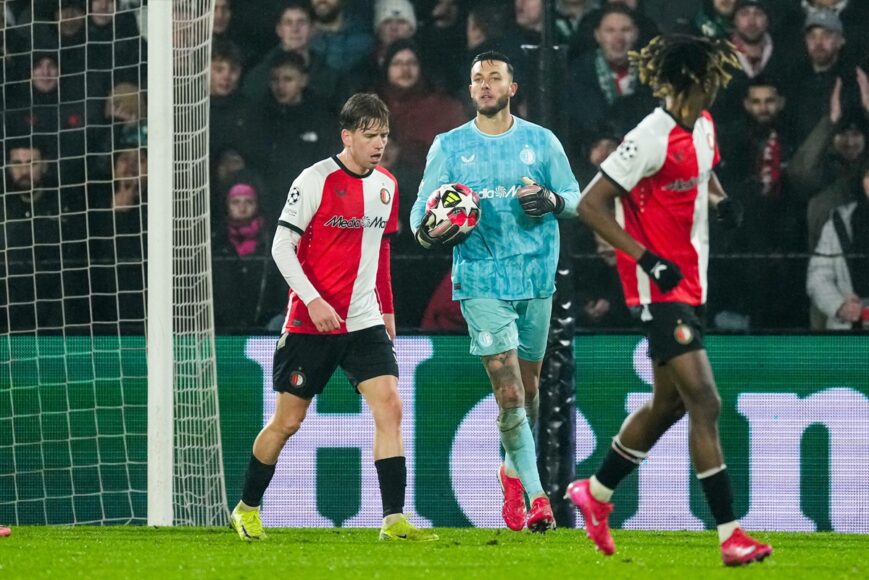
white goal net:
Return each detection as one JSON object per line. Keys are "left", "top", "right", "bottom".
{"left": 0, "top": 0, "right": 225, "bottom": 526}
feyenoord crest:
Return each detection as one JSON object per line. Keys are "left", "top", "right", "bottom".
{"left": 289, "top": 371, "right": 306, "bottom": 388}
{"left": 380, "top": 188, "right": 391, "bottom": 204}
{"left": 674, "top": 322, "right": 694, "bottom": 345}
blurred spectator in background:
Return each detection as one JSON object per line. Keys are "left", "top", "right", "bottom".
{"left": 807, "top": 157, "right": 869, "bottom": 330}
{"left": 575, "top": 232, "right": 633, "bottom": 328}
{"left": 209, "top": 39, "right": 250, "bottom": 158}
{"left": 377, "top": 39, "right": 466, "bottom": 176}
{"left": 567, "top": 3, "right": 656, "bottom": 148}
{"left": 805, "top": 69, "right": 869, "bottom": 253}
{"left": 373, "top": 0, "right": 417, "bottom": 65}
{"left": 2, "top": 139, "right": 85, "bottom": 332}
{"left": 88, "top": 80, "right": 146, "bottom": 179}
{"left": 211, "top": 171, "right": 284, "bottom": 331}
{"left": 572, "top": 122, "right": 619, "bottom": 186}
{"left": 87, "top": 0, "right": 142, "bottom": 85}
{"left": 555, "top": 0, "right": 594, "bottom": 59}
{"left": 711, "top": 0, "right": 788, "bottom": 125}
{"left": 572, "top": 0, "right": 659, "bottom": 58}
{"left": 87, "top": 142, "right": 147, "bottom": 333}
{"left": 514, "top": 0, "right": 574, "bottom": 47}
{"left": 693, "top": 0, "right": 735, "bottom": 39}
{"left": 711, "top": 75, "right": 805, "bottom": 330}
{"left": 790, "top": 76, "right": 868, "bottom": 249}
{"left": 213, "top": 172, "right": 269, "bottom": 259}
{"left": 416, "top": 0, "right": 467, "bottom": 95}
{"left": 783, "top": 9, "right": 852, "bottom": 145}
{"left": 245, "top": 51, "right": 337, "bottom": 222}
{"left": 464, "top": 0, "right": 528, "bottom": 89}
{"left": 310, "top": 0, "right": 375, "bottom": 78}
{"left": 799, "top": 0, "right": 869, "bottom": 64}
{"left": 242, "top": 3, "right": 345, "bottom": 113}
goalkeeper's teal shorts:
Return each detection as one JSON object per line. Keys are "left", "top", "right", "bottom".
{"left": 460, "top": 297, "right": 553, "bottom": 361}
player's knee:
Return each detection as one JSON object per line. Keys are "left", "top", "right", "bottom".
{"left": 496, "top": 382, "right": 525, "bottom": 409}
{"left": 686, "top": 386, "right": 721, "bottom": 422}
{"left": 378, "top": 389, "right": 403, "bottom": 424}
{"left": 271, "top": 415, "right": 304, "bottom": 439}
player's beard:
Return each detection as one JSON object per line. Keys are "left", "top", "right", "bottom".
{"left": 475, "top": 93, "right": 509, "bottom": 117}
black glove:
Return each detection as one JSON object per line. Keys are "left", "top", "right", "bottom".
{"left": 716, "top": 197, "right": 744, "bottom": 229}
{"left": 414, "top": 213, "right": 469, "bottom": 250}
{"left": 517, "top": 179, "right": 565, "bottom": 217}
{"left": 638, "top": 250, "right": 683, "bottom": 294}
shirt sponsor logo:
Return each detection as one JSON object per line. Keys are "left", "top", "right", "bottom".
{"left": 324, "top": 215, "right": 388, "bottom": 229}
{"left": 664, "top": 169, "right": 711, "bottom": 192}
{"left": 476, "top": 184, "right": 520, "bottom": 199}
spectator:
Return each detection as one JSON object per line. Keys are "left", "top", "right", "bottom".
{"left": 373, "top": 0, "right": 417, "bottom": 64}
{"left": 789, "top": 74, "right": 868, "bottom": 239}
{"left": 210, "top": 39, "right": 250, "bottom": 157}
{"left": 514, "top": 0, "right": 574, "bottom": 47}
{"left": 310, "top": 0, "right": 376, "bottom": 76}
{"left": 555, "top": 0, "right": 594, "bottom": 57}
{"left": 242, "top": 2, "right": 345, "bottom": 113}
{"left": 783, "top": 9, "right": 852, "bottom": 144}
{"left": 711, "top": 76, "right": 806, "bottom": 330}
{"left": 575, "top": 232, "right": 633, "bottom": 328}
{"left": 1, "top": 140, "right": 85, "bottom": 332}
{"left": 88, "top": 80, "right": 147, "bottom": 179}
{"left": 464, "top": 0, "right": 528, "bottom": 88}
{"left": 566, "top": 3, "right": 656, "bottom": 146}
{"left": 711, "top": 0, "right": 788, "bottom": 125}
{"left": 211, "top": 171, "right": 284, "bottom": 332}
{"left": 571, "top": 0, "right": 659, "bottom": 58}
{"left": 416, "top": 0, "right": 468, "bottom": 94}
{"left": 244, "top": 51, "right": 338, "bottom": 221}
{"left": 213, "top": 173, "right": 269, "bottom": 259}
{"left": 807, "top": 157, "right": 869, "bottom": 330}
{"left": 87, "top": 142, "right": 147, "bottom": 333}
{"left": 87, "top": 0, "right": 142, "bottom": 84}
{"left": 693, "top": 0, "right": 736, "bottom": 39}
{"left": 377, "top": 39, "right": 466, "bottom": 176}
{"left": 800, "top": 0, "right": 869, "bottom": 64}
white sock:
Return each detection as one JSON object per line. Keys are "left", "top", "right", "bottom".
{"left": 382, "top": 513, "right": 403, "bottom": 527}
{"left": 235, "top": 501, "right": 257, "bottom": 513}
{"left": 589, "top": 475, "right": 614, "bottom": 503}
{"left": 717, "top": 521, "right": 740, "bottom": 544}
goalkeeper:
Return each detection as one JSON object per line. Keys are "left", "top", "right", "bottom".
{"left": 410, "top": 51, "right": 580, "bottom": 532}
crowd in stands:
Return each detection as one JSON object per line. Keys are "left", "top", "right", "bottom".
{"left": 1, "top": 0, "right": 867, "bottom": 334}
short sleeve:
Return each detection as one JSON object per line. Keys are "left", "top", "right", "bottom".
{"left": 599, "top": 124, "right": 667, "bottom": 193}
{"left": 277, "top": 167, "right": 323, "bottom": 235}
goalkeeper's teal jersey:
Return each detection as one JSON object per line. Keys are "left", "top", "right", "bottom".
{"left": 410, "top": 116, "right": 581, "bottom": 300}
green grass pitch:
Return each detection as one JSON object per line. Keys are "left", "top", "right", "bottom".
{"left": 1, "top": 527, "right": 867, "bottom": 579}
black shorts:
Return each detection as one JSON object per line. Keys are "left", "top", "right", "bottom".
{"left": 272, "top": 325, "right": 398, "bottom": 399}
{"left": 638, "top": 302, "right": 706, "bottom": 365}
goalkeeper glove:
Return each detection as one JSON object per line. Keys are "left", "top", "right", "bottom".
{"left": 716, "top": 197, "right": 744, "bottom": 229}
{"left": 517, "top": 177, "right": 565, "bottom": 217}
{"left": 414, "top": 215, "right": 468, "bottom": 250}
{"left": 638, "top": 250, "right": 683, "bottom": 294}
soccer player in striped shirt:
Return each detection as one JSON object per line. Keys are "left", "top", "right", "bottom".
{"left": 567, "top": 35, "right": 773, "bottom": 566}
{"left": 230, "top": 93, "right": 437, "bottom": 542}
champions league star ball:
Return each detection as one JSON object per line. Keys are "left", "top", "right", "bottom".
{"left": 422, "top": 183, "right": 481, "bottom": 240}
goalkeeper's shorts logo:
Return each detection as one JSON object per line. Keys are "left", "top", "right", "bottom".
{"left": 290, "top": 371, "right": 306, "bottom": 388}
{"left": 478, "top": 332, "right": 494, "bottom": 348}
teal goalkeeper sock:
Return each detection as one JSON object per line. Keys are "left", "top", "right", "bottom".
{"left": 498, "top": 408, "right": 544, "bottom": 497}
{"left": 505, "top": 393, "right": 540, "bottom": 476}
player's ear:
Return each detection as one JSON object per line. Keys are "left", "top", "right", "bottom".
{"left": 510, "top": 82, "right": 518, "bottom": 97}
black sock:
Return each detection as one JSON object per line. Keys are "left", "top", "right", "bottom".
{"left": 240, "top": 454, "right": 277, "bottom": 508}
{"left": 699, "top": 468, "right": 736, "bottom": 525}
{"left": 374, "top": 456, "right": 406, "bottom": 517}
{"left": 595, "top": 445, "right": 641, "bottom": 490}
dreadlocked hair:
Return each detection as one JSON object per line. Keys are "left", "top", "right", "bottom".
{"left": 629, "top": 34, "right": 741, "bottom": 99}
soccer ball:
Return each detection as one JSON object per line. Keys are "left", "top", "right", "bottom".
{"left": 422, "top": 183, "right": 481, "bottom": 240}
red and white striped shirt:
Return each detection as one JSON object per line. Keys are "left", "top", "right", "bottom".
{"left": 599, "top": 107, "right": 719, "bottom": 307}
{"left": 277, "top": 156, "right": 398, "bottom": 334}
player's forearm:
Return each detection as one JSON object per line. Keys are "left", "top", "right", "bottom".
{"left": 272, "top": 226, "right": 320, "bottom": 304}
